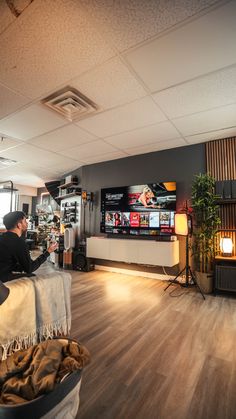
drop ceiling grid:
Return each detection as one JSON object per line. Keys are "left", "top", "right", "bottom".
{"left": 70, "top": 56, "right": 147, "bottom": 111}
{"left": 0, "top": 104, "right": 68, "bottom": 141}
{"left": 185, "top": 126, "right": 236, "bottom": 144}
{"left": 76, "top": 96, "right": 167, "bottom": 138}
{"left": 172, "top": 103, "right": 236, "bottom": 136}
{"left": 0, "top": 83, "right": 31, "bottom": 120}
{"left": 125, "top": 1, "right": 236, "bottom": 93}
{"left": 152, "top": 64, "right": 236, "bottom": 119}
{"left": 104, "top": 121, "right": 183, "bottom": 150}
{"left": 79, "top": 0, "right": 227, "bottom": 53}
{"left": 0, "top": 0, "right": 115, "bottom": 99}
{"left": 0, "top": 142, "right": 82, "bottom": 171}
{"left": 59, "top": 139, "right": 123, "bottom": 161}
{"left": 28, "top": 124, "right": 98, "bottom": 152}
{"left": 125, "top": 138, "right": 187, "bottom": 156}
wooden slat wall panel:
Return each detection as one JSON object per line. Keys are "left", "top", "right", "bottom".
{"left": 206, "top": 137, "right": 236, "bottom": 255}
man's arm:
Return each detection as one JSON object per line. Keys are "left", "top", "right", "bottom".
{"left": 15, "top": 238, "right": 57, "bottom": 274}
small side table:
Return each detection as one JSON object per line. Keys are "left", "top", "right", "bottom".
{"left": 214, "top": 256, "right": 236, "bottom": 293}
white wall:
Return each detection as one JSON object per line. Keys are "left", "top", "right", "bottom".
{"left": 15, "top": 184, "right": 37, "bottom": 215}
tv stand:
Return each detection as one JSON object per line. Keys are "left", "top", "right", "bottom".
{"left": 87, "top": 237, "right": 179, "bottom": 267}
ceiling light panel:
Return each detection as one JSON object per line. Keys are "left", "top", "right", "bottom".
{"left": 80, "top": 0, "right": 223, "bottom": 52}
{"left": 0, "top": 104, "right": 67, "bottom": 141}
{"left": 126, "top": 1, "right": 236, "bottom": 92}
{"left": 76, "top": 97, "right": 166, "bottom": 138}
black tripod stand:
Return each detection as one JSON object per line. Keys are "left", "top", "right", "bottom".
{"left": 164, "top": 233, "right": 205, "bottom": 300}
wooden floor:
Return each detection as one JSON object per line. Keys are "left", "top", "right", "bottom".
{"left": 41, "top": 262, "right": 236, "bottom": 419}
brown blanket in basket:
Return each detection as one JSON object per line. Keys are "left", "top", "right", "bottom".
{"left": 0, "top": 339, "right": 90, "bottom": 405}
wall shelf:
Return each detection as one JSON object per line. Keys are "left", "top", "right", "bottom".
{"left": 216, "top": 200, "right": 236, "bottom": 204}
{"left": 58, "top": 182, "right": 79, "bottom": 189}
{"left": 55, "top": 192, "right": 81, "bottom": 200}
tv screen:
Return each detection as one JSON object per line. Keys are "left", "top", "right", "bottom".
{"left": 100, "top": 182, "right": 176, "bottom": 236}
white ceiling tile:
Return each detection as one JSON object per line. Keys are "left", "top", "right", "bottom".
{"left": 49, "top": 158, "right": 82, "bottom": 175}
{"left": 0, "top": 2, "right": 16, "bottom": 35}
{"left": 0, "top": 137, "right": 23, "bottom": 152}
{"left": 72, "top": 57, "right": 146, "bottom": 110}
{"left": 80, "top": 0, "right": 223, "bottom": 52}
{"left": 0, "top": 84, "right": 31, "bottom": 120}
{"left": 185, "top": 126, "right": 236, "bottom": 144}
{"left": 125, "top": 138, "right": 187, "bottom": 156}
{"left": 60, "top": 140, "right": 119, "bottom": 160}
{"left": 126, "top": 1, "right": 236, "bottom": 92}
{"left": 29, "top": 124, "right": 97, "bottom": 152}
{"left": 105, "top": 121, "right": 181, "bottom": 149}
{"left": 0, "top": 0, "right": 115, "bottom": 99}
{"left": 172, "top": 103, "right": 236, "bottom": 136}
{"left": 76, "top": 97, "right": 166, "bottom": 137}
{"left": 81, "top": 151, "right": 129, "bottom": 165}
{"left": 0, "top": 143, "right": 79, "bottom": 170}
{"left": 0, "top": 104, "right": 67, "bottom": 140}
{"left": 153, "top": 65, "right": 236, "bottom": 118}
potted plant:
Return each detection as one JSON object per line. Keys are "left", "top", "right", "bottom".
{"left": 191, "top": 173, "right": 221, "bottom": 293}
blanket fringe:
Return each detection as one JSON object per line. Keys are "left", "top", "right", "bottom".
{"left": 37, "top": 317, "right": 71, "bottom": 341}
{"left": 0, "top": 332, "right": 37, "bottom": 360}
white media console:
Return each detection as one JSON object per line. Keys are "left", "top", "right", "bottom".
{"left": 87, "top": 237, "right": 179, "bottom": 267}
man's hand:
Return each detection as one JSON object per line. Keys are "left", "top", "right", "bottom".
{"left": 47, "top": 241, "right": 58, "bottom": 253}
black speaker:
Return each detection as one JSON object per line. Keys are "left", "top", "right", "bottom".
{"left": 215, "top": 181, "right": 224, "bottom": 199}
{"left": 223, "top": 180, "right": 232, "bottom": 199}
{"left": 73, "top": 251, "right": 94, "bottom": 272}
{"left": 231, "top": 180, "right": 236, "bottom": 199}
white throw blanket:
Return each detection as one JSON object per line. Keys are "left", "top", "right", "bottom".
{"left": 0, "top": 278, "right": 37, "bottom": 360}
{"left": 0, "top": 272, "right": 72, "bottom": 360}
{"left": 32, "top": 272, "right": 71, "bottom": 341}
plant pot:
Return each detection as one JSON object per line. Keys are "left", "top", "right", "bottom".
{"left": 195, "top": 271, "right": 213, "bottom": 294}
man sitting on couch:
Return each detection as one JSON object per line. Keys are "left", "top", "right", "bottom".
{"left": 0, "top": 211, "right": 58, "bottom": 282}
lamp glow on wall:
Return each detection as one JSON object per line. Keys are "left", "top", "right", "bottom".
{"left": 174, "top": 213, "right": 188, "bottom": 236}
{"left": 220, "top": 237, "right": 233, "bottom": 257}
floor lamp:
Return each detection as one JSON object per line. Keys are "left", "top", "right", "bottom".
{"left": 164, "top": 213, "right": 205, "bottom": 300}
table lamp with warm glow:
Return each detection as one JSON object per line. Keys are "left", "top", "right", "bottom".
{"left": 220, "top": 237, "right": 233, "bottom": 257}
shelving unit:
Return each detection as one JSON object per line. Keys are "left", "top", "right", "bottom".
{"left": 55, "top": 181, "right": 81, "bottom": 200}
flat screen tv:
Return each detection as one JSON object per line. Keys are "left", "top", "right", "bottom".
{"left": 100, "top": 182, "right": 176, "bottom": 236}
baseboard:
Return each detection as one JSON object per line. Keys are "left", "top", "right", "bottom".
{"left": 95, "top": 265, "right": 175, "bottom": 281}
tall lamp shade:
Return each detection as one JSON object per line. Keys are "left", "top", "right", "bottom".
{"left": 175, "top": 213, "right": 188, "bottom": 236}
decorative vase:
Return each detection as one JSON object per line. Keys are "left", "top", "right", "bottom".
{"left": 195, "top": 271, "right": 213, "bottom": 294}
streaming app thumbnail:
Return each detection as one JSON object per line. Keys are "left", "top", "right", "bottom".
{"left": 121, "top": 212, "right": 130, "bottom": 226}
{"left": 130, "top": 212, "right": 140, "bottom": 227}
{"left": 139, "top": 213, "right": 149, "bottom": 227}
{"left": 149, "top": 212, "right": 160, "bottom": 228}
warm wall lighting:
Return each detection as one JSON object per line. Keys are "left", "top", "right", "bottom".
{"left": 220, "top": 237, "right": 233, "bottom": 257}
{"left": 174, "top": 213, "right": 188, "bottom": 236}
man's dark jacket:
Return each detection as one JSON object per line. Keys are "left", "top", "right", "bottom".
{"left": 0, "top": 232, "right": 49, "bottom": 282}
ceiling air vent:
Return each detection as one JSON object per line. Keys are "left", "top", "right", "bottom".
{"left": 0, "top": 157, "right": 17, "bottom": 168}
{"left": 41, "top": 86, "right": 99, "bottom": 122}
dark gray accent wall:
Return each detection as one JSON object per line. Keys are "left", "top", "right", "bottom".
{"left": 70, "top": 143, "right": 206, "bottom": 236}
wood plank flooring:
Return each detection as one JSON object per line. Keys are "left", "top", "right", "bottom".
{"left": 39, "top": 262, "right": 236, "bottom": 419}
